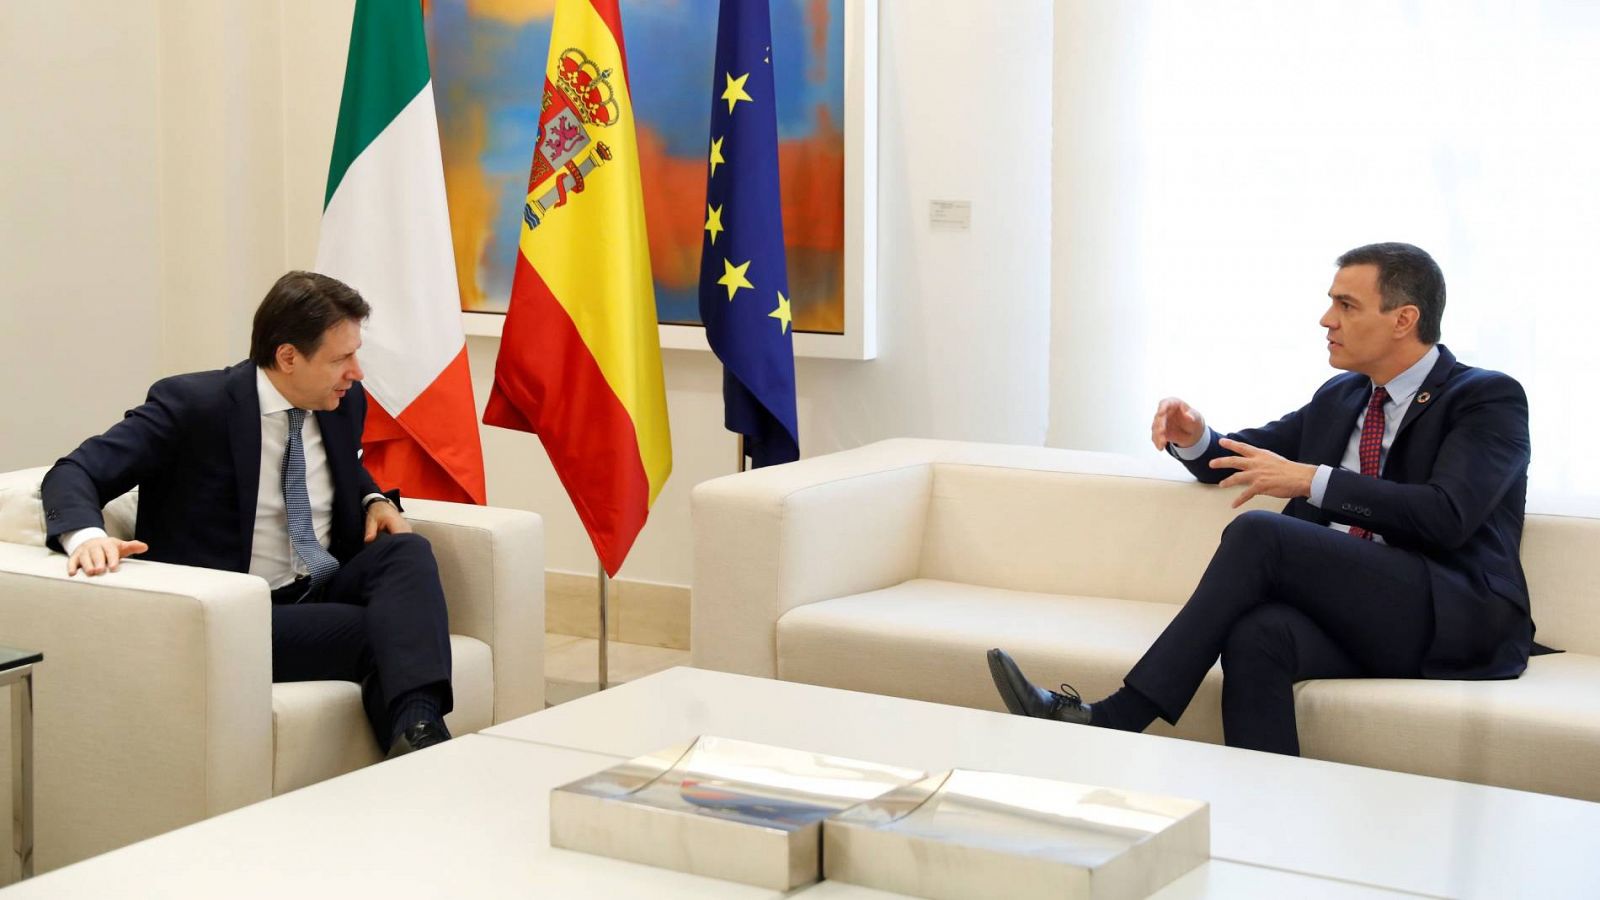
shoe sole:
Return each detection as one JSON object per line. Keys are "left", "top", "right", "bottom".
{"left": 987, "top": 649, "right": 1030, "bottom": 716}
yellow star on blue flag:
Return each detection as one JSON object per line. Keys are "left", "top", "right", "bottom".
{"left": 722, "top": 72, "right": 753, "bottom": 114}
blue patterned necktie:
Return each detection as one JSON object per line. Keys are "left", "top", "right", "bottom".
{"left": 283, "top": 408, "right": 341, "bottom": 593}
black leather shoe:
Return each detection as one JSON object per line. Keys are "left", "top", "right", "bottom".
{"left": 987, "top": 648, "right": 1092, "bottom": 725}
{"left": 386, "top": 720, "right": 450, "bottom": 760}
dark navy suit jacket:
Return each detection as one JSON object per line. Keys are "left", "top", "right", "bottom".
{"left": 43, "top": 360, "right": 385, "bottom": 574}
{"left": 1175, "top": 345, "right": 1535, "bottom": 679}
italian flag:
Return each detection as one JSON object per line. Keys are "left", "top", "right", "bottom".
{"left": 316, "top": 0, "right": 486, "bottom": 505}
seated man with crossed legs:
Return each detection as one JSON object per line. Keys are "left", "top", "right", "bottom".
{"left": 989, "top": 243, "right": 1537, "bottom": 755}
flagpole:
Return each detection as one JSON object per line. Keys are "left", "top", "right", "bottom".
{"left": 737, "top": 435, "right": 748, "bottom": 473}
{"left": 597, "top": 561, "right": 610, "bottom": 690}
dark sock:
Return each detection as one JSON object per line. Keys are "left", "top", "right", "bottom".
{"left": 1089, "top": 686, "right": 1163, "bottom": 732}
{"left": 388, "top": 686, "right": 451, "bottom": 745}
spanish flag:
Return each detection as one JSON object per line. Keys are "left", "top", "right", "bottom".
{"left": 483, "top": 0, "right": 671, "bottom": 576}
{"left": 316, "top": 0, "right": 486, "bottom": 505}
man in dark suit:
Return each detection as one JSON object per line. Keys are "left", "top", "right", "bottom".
{"left": 44, "top": 271, "right": 453, "bottom": 757}
{"left": 989, "top": 242, "right": 1535, "bottom": 754}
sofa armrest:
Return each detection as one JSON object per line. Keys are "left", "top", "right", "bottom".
{"left": 0, "top": 543, "right": 272, "bottom": 872}
{"left": 691, "top": 439, "right": 940, "bottom": 677}
{"left": 404, "top": 499, "right": 544, "bottom": 722}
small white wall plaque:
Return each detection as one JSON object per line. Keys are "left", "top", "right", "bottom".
{"left": 929, "top": 199, "right": 972, "bottom": 231}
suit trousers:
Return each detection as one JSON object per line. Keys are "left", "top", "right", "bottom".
{"left": 1124, "top": 510, "right": 1435, "bottom": 755}
{"left": 269, "top": 532, "right": 453, "bottom": 742}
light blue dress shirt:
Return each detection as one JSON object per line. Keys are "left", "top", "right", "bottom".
{"left": 1175, "top": 345, "right": 1441, "bottom": 543}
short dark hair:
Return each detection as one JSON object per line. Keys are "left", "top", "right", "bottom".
{"left": 1335, "top": 242, "right": 1446, "bottom": 344}
{"left": 250, "top": 271, "right": 370, "bottom": 368}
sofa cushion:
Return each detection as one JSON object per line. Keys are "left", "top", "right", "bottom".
{"left": 0, "top": 467, "right": 49, "bottom": 546}
{"left": 916, "top": 462, "right": 1599, "bottom": 656}
{"left": 919, "top": 463, "right": 1271, "bottom": 605}
{"left": 1296, "top": 651, "right": 1600, "bottom": 801}
{"left": 270, "top": 634, "right": 495, "bottom": 794}
{"left": 0, "top": 467, "right": 137, "bottom": 546}
{"left": 780, "top": 578, "right": 1600, "bottom": 802}
{"left": 1519, "top": 514, "right": 1600, "bottom": 656}
{"left": 775, "top": 579, "right": 1225, "bottom": 745}
{"left": 102, "top": 488, "right": 139, "bottom": 540}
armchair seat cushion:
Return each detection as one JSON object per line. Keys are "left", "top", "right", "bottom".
{"left": 269, "top": 682, "right": 378, "bottom": 795}
{"left": 269, "top": 634, "right": 495, "bottom": 794}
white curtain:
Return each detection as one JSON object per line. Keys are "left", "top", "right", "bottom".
{"left": 1051, "top": 1, "right": 1600, "bottom": 509}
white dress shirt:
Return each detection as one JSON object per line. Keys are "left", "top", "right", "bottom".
{"left": 1175, "top": 345, "right": 1441, "bottom": 543}
{"left": 250, "top": 368, "right": 337, "bottom": 589}
{"left": 61, "top": 368, "right": 383, "bottom": 590}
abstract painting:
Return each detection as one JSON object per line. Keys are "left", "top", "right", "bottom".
{"left": 425, "top": 0, "right": 848, "bottom": 335}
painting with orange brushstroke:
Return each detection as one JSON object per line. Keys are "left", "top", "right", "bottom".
{"left": 425, "top": 0, "right": 847, "bottom": 334}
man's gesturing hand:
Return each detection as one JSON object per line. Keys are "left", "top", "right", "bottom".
{"left": 1152, "top": 397, "right": 1206, "bottom": 451}
{"left": 363, "top": 499, "right": 412, "bottom": 543}
{"left": 67, "top": 537, "right": 149, "bottom": 576}
{"left": 1209, "top": 438, "right": 1318, "bottom": 509}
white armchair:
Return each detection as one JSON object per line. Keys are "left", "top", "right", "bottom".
{"left": 0, "top": 466, "right": 544, "bottom": 879}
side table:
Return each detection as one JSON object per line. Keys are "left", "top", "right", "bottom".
{"left": 0, "top": 647, "right": 41, "bottom": 879}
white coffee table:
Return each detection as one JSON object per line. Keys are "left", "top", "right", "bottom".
{"left": 484, "top": 667, "right": 1600, "bottom": 899}
{"left": 7, "top": 667, "right": 1592, "bottom": 898}
{"left": 0, "top": 734, "right": 1364, "bottom": 900}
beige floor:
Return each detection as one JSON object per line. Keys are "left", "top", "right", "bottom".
{"left": 544, "top": 633, "right": 691, "bottom": 706}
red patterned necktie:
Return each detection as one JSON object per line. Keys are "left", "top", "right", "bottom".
{"left": 1348, "top": 385, "right": 1390, "bottom": 540}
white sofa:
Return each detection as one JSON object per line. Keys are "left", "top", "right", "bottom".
{"left": 691, "top": 438, "right": 1600, "bottom": 802}
{"left": 0, "top": 466, "right": 544, "bottom": 879}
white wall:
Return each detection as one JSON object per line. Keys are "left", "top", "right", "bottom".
{"left": 279, "top": 0, "right": 1055, "bottom": 585}
{"left": 158, "top": 0, "right": 289, "bottom": 376}
{"left": 1049, "top": 2, "right": 1153, "bottom": 456}
{"left": 0, "top": 2, "right": 165, "bottom": 472}
{"left": 0, "top": 0, "right": 294, "bottom": 472}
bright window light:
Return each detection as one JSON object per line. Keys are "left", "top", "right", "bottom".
{"left": 1056, "top": 1, "right": 1600, "bottom": 508}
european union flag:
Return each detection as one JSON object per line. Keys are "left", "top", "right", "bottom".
{"left": 697, "top": 0, "right": 799, "bottom": 468}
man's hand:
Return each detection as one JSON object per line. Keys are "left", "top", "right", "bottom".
{"left": 67, "top": 537, "right": 149, "bottom": 576}
{"left": 1152, "top": 397, "right": 1206, "bottom": 451}
{"left": 363, "top": 499, "right": 412, "bottom": 543}
{"left": 1209, "top": 438, "right": 1318, "bottom": 509}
